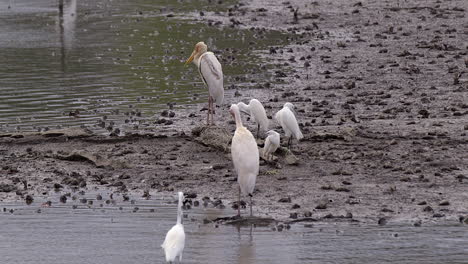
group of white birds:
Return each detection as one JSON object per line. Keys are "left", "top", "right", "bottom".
{"left": 161, "top": 42, "right": 304, "bottom": 263}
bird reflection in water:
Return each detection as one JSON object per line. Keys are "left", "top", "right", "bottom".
{"left": 58, "top": 0, "right": 77, "bottom": 72}
{"left": 236, "top": 224, "right": 255, "bottom": 264}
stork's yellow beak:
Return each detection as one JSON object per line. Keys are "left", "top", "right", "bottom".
{"left": 184, "top": 51, "right": 196, "bottom": 66}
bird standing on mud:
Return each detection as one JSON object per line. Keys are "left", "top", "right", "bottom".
{"left": 230, "top": 104, "right": 259, "bottom": 217}
{"left": 237, "top": 99, "right": 269, "bottom": 138}
{"left": 263, "top": 130, "right": 280, "bottom": 160}
{"left": 161, "top": 192, "right": 186, "bottom": 263}
{"left": 274, "top": 102, "right": 303, "bottom": 148}
{"left": 185, "top": 42, "right": 224, "bottom": 125}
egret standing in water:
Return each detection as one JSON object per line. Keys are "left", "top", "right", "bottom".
{"left": 274, "top": 102, "right": 303, "bottom": 148}
{"left": 237, "top": 99, "right": 269, "bottom": 138}
{"left": 263, "top": 130, "right": 280, "bottom": 160}
{"left": 185, "top": 42, "right": 224, "bottom": 125}
{"left": 161, "top": 192, "right": 185, "bottom": 263}
{"left": 230, "top": 104, "right": 259, "bottom": 217}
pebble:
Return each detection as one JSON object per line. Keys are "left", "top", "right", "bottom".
{"left": 378, "top": 217, "right": 388, "bottom": 226}
{"left": 278, "top": 197, "right": 291, "bottom": 203}
{"left": 439, "top": 201, "right": 450, "bottom": 206}
{"left": 25, "top": 195, "right": 34, "bottom": 205}
{"left": 414, "top": 220, "right": 422, "bottom": 227}
{"left": 423, "top": 206, "right": 433, "bottom": 212}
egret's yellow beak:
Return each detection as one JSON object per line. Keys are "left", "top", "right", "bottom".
{"left": 184, "top": 51, "right": 196, "bottom": 66}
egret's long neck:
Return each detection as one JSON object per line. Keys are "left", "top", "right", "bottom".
{"left": 176, "top": 194, "right": 183, "bottom": 225}
{"left": 234, "top": 111, "right": 243, "bottom": 129}
{"left": 237, "top": 102, "right": 250, "bottom": 114}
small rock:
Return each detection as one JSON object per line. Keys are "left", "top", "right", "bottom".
{"left": 292, "top": 204, "right": 300, "bottom": 209}
{"left": 185, "top": 192, "right": 197, "bottom": 199}
{"left": 423, "top": 206, "right": 433, "bottom": 212}
{"left": 278, "top": 197, "right": 291, "bottom": 203}
{"left": 439, "top": 201, "right": 450, "bottom": 206}
{"left": 303, "top": 211, "right": 312, "bottom": 217}
{"left": 378, "top": 217, "right": 387, "bottom": 226}
{"left": 414, "top": 220, "right": 422, "bottom": 227}
{"left": 289, "top": 212, "right": 298, "bottom": 219}
{"left": 212, "top": 164, "right": 226, "bottom": 170}
{"left": 25, "top": 195, "right": 34, "bottom": 205}
{"left": 315, "top": 203, "right": 327, "bottom": 210}
{"left": 277, "top": 224, "right": 284, "bottom": 231}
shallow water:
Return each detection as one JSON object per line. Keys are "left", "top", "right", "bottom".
{"left": 1, "top": 190, "right": 467, "bottom": 264}
{"left": 0, "top": 0, "right": 285, "bottom": 133}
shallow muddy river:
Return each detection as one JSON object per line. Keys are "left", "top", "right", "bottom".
{"left": 1, "top": 190, "right": 467, "bottom": 264}
{"left": 0, "top": 0, "right": 285, "bottom": 133}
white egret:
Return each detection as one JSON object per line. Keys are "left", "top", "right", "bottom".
{"left": 161, "top": 192, "right": 185, "bottom": 263}
{"left": 230, "top": 104, "right": 259, "bottom": 217}
{"left": 274, "top": 102, "right": 303, "bottom": 148}
{"left": 263, "top": 130, "right": 280, "bottom": 160}
{"left": 237, "top": 99, "right": 269, "bottom": 138}
{"left": 185, "top": 42, "right": 224, "bottom": 125}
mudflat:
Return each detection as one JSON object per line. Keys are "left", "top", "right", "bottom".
{"left": 1, "top": 0, "right": 467, "bottom": 226}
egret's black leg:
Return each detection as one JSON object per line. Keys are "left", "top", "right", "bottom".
{"left": 206, "top": 97, "right": 210, "bottom": 125}
{"left": 249, "top": 194, "right": 253, "bottom": 217}
{"left": 237, "top": 186, "right": 241, "bottom": 216}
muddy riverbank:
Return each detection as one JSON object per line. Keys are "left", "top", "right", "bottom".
{"left": 1, "top": 0, "right": 467, "bottom": 226}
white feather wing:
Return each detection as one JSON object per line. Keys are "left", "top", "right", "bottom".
{"left": 231, "top": 127, "right": 259, "bottom": 195}
{"left": 161, "top": 224, "right": 185, "bottom": 262}
{"left": 249, "top": 99, "right": 269, "bottom": 132}
{"left": 278, "top": 108, "right": 303, "bottom": 139}
{"left": 199, "top": 52, "right": 224, "bottom": 105}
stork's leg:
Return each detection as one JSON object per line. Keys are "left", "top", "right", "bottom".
{"left": 256, "top": 124, "right": 260, "bottom": 139}
{"left": 210, "top": 96, "right": 214, "bottom": 125}
{"left": 249, "top": 194, "right": 253, "bottom": 217}
{"left": 237, "top": 185, "right": 241, "bottom": 217}
{"left": 206, "top": 97, "right": 211, "bottom": 125}
{"left": 288, "top": 136, "right": 292, "bottom": 149}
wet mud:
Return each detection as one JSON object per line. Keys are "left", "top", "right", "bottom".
{"left": 1, "top": 0, "right": 468, "bottom": 227}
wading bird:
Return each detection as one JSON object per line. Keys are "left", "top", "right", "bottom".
{"left": 237, "top": 99, "right": 269, "bottom": 138}
{"left": 263, "top": 130, "right": 280, "bottom": 160}
{"left": 161, "top": 192, "right": 185, "bottom": 263}
{"left": 230, "top": 104, "right": 259, "bottom": 217}
{"left": 274, "top": 102, "right": 303, "bottom": 148}
{"left": 185, "top": 42, "right": 223, "bottom": 125}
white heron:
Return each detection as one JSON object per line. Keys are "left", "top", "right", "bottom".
{"left": 161, "top": 192, "right": 186, "bottom": 263}
{"left": 185, "top": 42, "right": 224, "bottom": 125}
{"left": 237, "top": 99, "right": 269, "bottom": 138}
{"left": 274, "top": 102, "right": 303, "bottom": 148}
{"left": 263, "top": 130, "right": 280, "bottom": 160}
{"left": 230, "top": 104, "right": 259, "bottom": 217}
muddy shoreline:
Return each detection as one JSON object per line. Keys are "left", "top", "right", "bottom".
{"left": 1, "top": 0, "right": 468, "bottom": 226}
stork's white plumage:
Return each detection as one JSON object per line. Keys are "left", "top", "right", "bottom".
{"left": 185, "top": 42, "right": 223, "bottom": 125}
{"left": 161, "top": 192, "right": 185, "bottom": 263}
{"left": 274, "top": 102, "right": 303, "bottom": 148}
{"left": 237, "top": 99, "right": 269, "bottom": 138}
{"left": 230, "top": 104, "right": 259, "bottom": 216}
{"left": 263, "top": 130, "right": 280, "bottom": 160}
